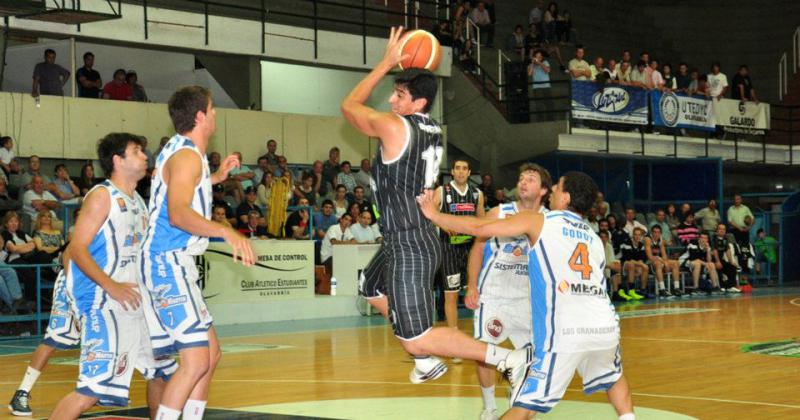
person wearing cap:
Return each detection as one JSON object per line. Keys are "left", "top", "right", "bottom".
{"left": 126, "top": 70, "right": 148, "bottom": 102}
{"left": 102, "top": 68, "right": 133, "bottom": 100}
{"left": 236, "top": 186, "right": 264, "bottom": 228}
{"left": 212, "top": 183, "right": 237, "bottom": 227}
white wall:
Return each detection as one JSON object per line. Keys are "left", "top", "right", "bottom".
{"left": 4, "top": 0, "right": 451, "bottom": 77}
{"left": 3, "top": 40, "right": 236, "bottom": 107}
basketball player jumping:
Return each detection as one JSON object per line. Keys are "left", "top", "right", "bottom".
{"left": 419, "top": 172, "right": 635, "bottom": 420}
{"left": 433, "top": 159, "right": 484, "bottom": 362}
{"left": 141, "top": 87, "right": 254, "bottom": 420}
{"left": 341, "top": 27, "right": 530, "bottom": 384}
{"left": 466, "top": 163, "right": 551, "bottom": 420}
{"left": 49, "top": 133, "right": 178, "bottom": 420}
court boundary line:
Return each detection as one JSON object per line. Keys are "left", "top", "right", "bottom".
{"left": 789, "top": 298, "right": 800, "bottom": 307}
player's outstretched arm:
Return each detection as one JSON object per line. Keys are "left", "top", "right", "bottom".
{"left": 165, "top": 149, "right": 255, "bottom": 266}
{"left": 465, "top": 206, "right": 498, "bottom": 310}
{"left": 341, "top": 26, "right": 409, "bottom": 142}
{"left": 68, "top": 187, "right": 141, "bottom": 310}
{"left": 418, "top": 190, "right": 542, "bottom": 243}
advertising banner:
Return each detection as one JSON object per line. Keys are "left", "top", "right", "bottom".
{"left": 651, "top": 91, "right": 716, "bottom": 131}
{"left": 571, "top": 80, "right": 648, "bottom": 124}
{"left": 714, "top": 98, "right": 770, "bottom": 134}
{"left": 200, "top": 240, "right": 314, "bottom": 303}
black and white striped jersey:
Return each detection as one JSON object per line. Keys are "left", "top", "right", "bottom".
{"left": 373, "top": 113, "right": 443, "bottom": 235}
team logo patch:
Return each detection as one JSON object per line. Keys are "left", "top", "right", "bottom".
{"left": 502, "top": 241, "right": 528, "bottom": 256}
{"left": 115, "top": 353, "right": 129, "bottom": 377}
{"left": 485, "top": 317, "right": 504, "bottom": 338}
{"left": 117, "top": 197, "right": 128, "bottom": 212}
{"left": 449, "top": 203, "right": 475, "bottom": 213}
{"left": 557, "top": 280, "right": 570, "bottom": 294}
{"left": 82, "top": 339, "right": 114, "bottom": 363}
{"left": 151, "top": 284, "right": 188, "bottom": 309}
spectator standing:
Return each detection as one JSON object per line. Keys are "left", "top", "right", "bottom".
{"left": 542, "top": 2, "right": 558, "bottom": 44}
{"left": 22, "top": 175, "right": 59, "bottom": 222}
{"left": 350, "top": 210, "right": 382, "bottom": 244}
{"left": 707, "top": 62, "right": 729, "bottom": 100}
{"left": 675, "top": 63, "right": 691, "bottom": 93}
{"left": 126, "top": 71, "right": 148, "bottom": 102}
{"left": 727, "top": 194, "right": 754, "bottom": 244}
{"left": 529, "top": 49, "right": 551, "bottom": 89}
{"left": 319, "top": 213, "right": 356, "bottom": 269}
{"left": 335, "top": 161, "right": 358, "bottom": 194}
{"left": 604, "top": 59, "right": 618, "bottom": 81}
{"left": 260, "top": 139, "right": 280, "bottom": 171}
{"left": 102, "top": 69, "right": 133, "bottom": 100}
{"left": 695, "top": 199, "right": 722, "bottom": 233}
{"left": 589, "top": 57, "right": 605, "bottom": 81}
{"left": 661, "top": 63, "right": 676, "bottom": 91}
{"left": 650, "top": 59, "right": 665, "bottom": 90}
{"left": 628, "top": 60, "right": 649, "bottom": 88}
{"left": 313, "top": 199, "right": 339, "bottom": 240}
{"left": 353, "top": 159, "right": 374, "bottom": 199}
{"left": 49, "top": 164, "right": 81, "bottom": 205}
{"left": 568, "top": 45, "right": 591, "bottom": 80}
{"left": 76, "top": 52, "right": 102, "bottom": 98}
{"left": 32, "top": 49, "right": 70, "bottom": 97}
{"left": 640, "top": 52, "right": 653, "bottom": 88}
{"left": 236, "top": 186, "right": 264, "bottom": 228}
{"left": 469, "top": 2, "right": 492, "bottom": 47}
{"left": 731, "top": 65, "right": 758, "bottom": 102}
{"left": 529, "top": 0, "right": 544, "bottom": 31}
{"left": 453, "top": 1, "right": 472, "bottom": 51}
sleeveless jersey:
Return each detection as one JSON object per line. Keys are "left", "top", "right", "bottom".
{"left": 440, "top": 181, "right": 481, "bottom": 244}
{"left": 649, "top": 237, "right": 663, "bottom": 258}
{"left": 68, "top": 181, "right": 148, "bottom": 315}
{"left": 373, "top": 113, "right": 443, "bottom": 234}
{"left": 529, "top": 210, "right": 619, "bottom": 353}
{"left": 477, "top": 203, "right": 546, "bottom": 302}
{"left": 142, "top": 134, "right": 212, "bottom": 255}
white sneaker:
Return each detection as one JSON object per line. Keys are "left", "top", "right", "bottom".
{"left": 496, "top": 344, "right": 535, "bottom": 402}
{"left": 728, "top": 287, "right": 742, "bottom": 293}
{"left": 409, "top": 356, "right": 448, "bottom": 384}
{"left": 451, "top": 357, "right": 463, "bottom": 364}
{"left": 480, "top": 408, "right": 498, "bottom": 420}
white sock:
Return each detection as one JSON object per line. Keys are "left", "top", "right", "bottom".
{"left": 619, "top": 413, "right": 635, "bottom": 420}
{"left": 673, "top": 280, "right": 680, "bottom": 289}
{"left": 484, "top": 344, "right": 511, "bottom": 366}
{"left": 413, "top": 356, "right": 436, "bottom": 370}
{"left": 183, "top": 399, "right": 207, "bottom": 420}
{"left": 658, "top": 281, "right": 665, "bottom": 291}
{"left": 481, "top": 385, "right": 496, "bottom": 410}
{"left": 155, "top": 404, "right": 181, "bottom": 420}
{"left": 18, "top": 366, "right": 41, "bottom": 393}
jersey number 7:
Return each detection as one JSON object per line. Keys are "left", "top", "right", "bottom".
{"left": 568, "top": 243, "right": 592, "bottom": 280}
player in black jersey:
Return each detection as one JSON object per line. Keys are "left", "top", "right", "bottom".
{"left": 433, "top": 159, "right": 484, "bottom": 360}
{"left": 341, "top": 27, "right": 530, "bottom": 385}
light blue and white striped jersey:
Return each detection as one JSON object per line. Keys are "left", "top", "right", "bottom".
{"left": 142, "top": 134, "right": 212, "bottom": 256}
{"left": 477, "top": 203, "right": 547, "bottom": 302}
{"left": 67, "top": 181, "right": 148, "bottom": 315}
{"left": 528, "top": 210, "right": 619, "bottom": 354}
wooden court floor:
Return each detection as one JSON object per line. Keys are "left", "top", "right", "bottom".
{"left": 1, "top": 291, "right": 800, "bottom": 419}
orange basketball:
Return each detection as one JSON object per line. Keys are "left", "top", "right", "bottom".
{"left": 397, "top": 29, "right": 442, "bottom": 71}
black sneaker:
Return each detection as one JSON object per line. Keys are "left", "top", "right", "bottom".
{"left": 9, "top": 390, "right": 32, "bottom": 416}
{"left": 658, "top": 290, "right": 670, "bottom": 298}
{"left": 672, "top": 289, "right": 683, "bottom": 298}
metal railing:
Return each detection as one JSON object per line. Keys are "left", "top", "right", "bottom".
{"left": 777, "top": 26, "right": 799, "bottom": 101}
{"left": 497, "top": 49, "right": 510, "bottom": 101}
{"left": 0, "top": 263, "right": 60, "bottom": 339}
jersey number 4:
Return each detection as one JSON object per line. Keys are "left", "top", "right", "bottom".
{"left": 421, "top": 145, "right": 444, "bottom": 188}
{"left": 568, "top": 243, "right": 592, "bottom": 280}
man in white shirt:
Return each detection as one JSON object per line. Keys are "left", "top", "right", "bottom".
{"left": 469, "top": 2, "right": 492, "bottom": 46}
{"left": 320, "top": 212, "right": 356, "bottom": 267}
{"left": 349, "top": 210, "right": 382, "bottom": 244}
{"left": 0, "top": 136, "right": 16, "bottom": 175}
{"left": 22, "top": 175, "right": 60, "bottom": 221}
{"left": 708, "top": 62, "right": 729, "bottom": 100}
{"left": 568, "top": 45, "right": 591, "bottom": 81}
{"left": 623, "top": 207, "right": 647, "bottom": 236}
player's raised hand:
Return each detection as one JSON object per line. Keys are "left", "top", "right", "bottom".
{"left": 416, "top": 189, "right": 438, "bottom": 220}
{"left": 465, "top": 287, "right": 480, "bottom": 310}
{"left": 223, "top": 228, "right": 255, "bottom": 266}
{"left": 108, "top": 282, "right": 141, "bottom": 311}
{"left": 218, "top": 154, "right": 241, "bottom": 179}
{"left": 380, "top": 26, "right": 410, "bottom": 69}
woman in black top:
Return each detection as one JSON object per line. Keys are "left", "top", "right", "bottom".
{"left": 76, "top": 163, "right": 100, "bottom": 196}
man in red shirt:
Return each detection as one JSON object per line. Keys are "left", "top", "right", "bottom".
{"left": 102, "top": 69, "right": 132, "bottom": 100}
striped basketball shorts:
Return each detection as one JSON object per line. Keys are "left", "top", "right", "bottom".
{"left": 439, "top": 241, "right": 472, "bottom": 291}
{"left": 141, "top": 250, "right": 213, "bottom": 357}
{"left": 42, "top": 270, "right": 81, "bottom": 349}
{"left": 359, "top": 227, "right": 442, "bottom": 340}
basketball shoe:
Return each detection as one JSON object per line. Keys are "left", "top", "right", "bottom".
{"left": 409, "top": 356, "right": 448, "bottom": 384}
{"left": 496, "top": 344, "right": 535, "bottom": 402}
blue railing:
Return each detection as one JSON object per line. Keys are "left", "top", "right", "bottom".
{"left": 0, "top": 263, "right": 60, "bottom": 339}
